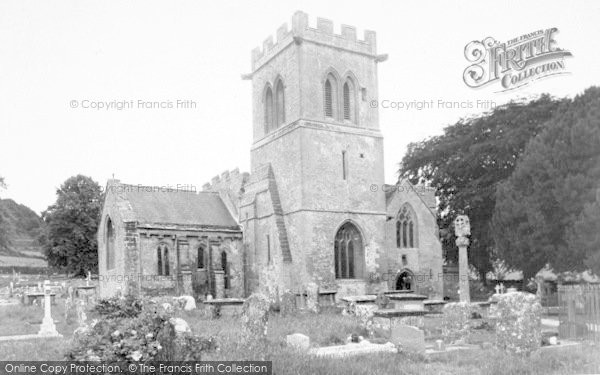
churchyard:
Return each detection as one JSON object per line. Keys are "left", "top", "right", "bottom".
{"left": 0, "top": 273, "right": 598, "bottom": 375}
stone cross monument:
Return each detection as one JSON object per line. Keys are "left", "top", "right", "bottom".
{"left": 454, "top": 215, "right": 471, "bottom": 303}
{"left": 38, "top": 280, "right": 61, "bottom": 337}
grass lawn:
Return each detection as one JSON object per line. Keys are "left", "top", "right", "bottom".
{"left": 0, "top": 305, "right": 598, "bottom": 375}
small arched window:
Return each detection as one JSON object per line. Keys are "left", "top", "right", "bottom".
{"left": 221, "top": 251, "right": 229, "bottom": 289}
{"left": 275, "top": 80, "right": 285, "bottom": 127}
{"left": 324, "top": 74, "right": 338, "bottom": 119}
{"left": 197, "top": 245, "right": 206, "bottom": 269}
{"left": 396, "top": 204, "right": 418, "bottom": 248}
{"left": 157, "top": 243, "right": 170, "bottom": 276}
{"left": 343, "top": 79, "right": 355, "bottom": 122}
{"left": 264, "top": 86, "right": 274, "bottom": 134}
{"left": 106, "top": 217, "right": 115, "bottom": 270}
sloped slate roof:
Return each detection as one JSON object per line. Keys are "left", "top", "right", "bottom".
{"left": 117, "top": 184, "right": 239, "bottom": 229}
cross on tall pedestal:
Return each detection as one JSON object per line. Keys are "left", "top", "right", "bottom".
{"left": 38, "top": 280, "right": 61, "bottom": 337}
{"left": 454, "top": 215, "right": 471, "bottom": 303}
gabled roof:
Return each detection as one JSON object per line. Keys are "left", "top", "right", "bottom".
{"left": 109, "top": 182, "right": 239, "bottom": 230}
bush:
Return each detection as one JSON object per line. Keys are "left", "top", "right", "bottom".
{"left": 93, "top": 295, "right": 143, "bottom": 319}
{"left": 441, "top": 302, "right": 481, "bottom": 343}
{"left": 491, "top": 292, "right": 542, "bottom": 355}
{"left": 66, "top": 296, "right": 216, "bottom": 362}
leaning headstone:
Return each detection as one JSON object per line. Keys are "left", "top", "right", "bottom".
{"left": 286, "top": 333, "right": 310, "bottom": 350}
{"left": 391, "top": 324, "right": 425, "bottom": 353}
{"left": 305, "top": 282, "right": 319, "bottom": 313}
{"left": 279, "top": 291, "right": 297, "bottom": 316}
{"left": 241, "top": 293, "right": 270, "bottom": 343}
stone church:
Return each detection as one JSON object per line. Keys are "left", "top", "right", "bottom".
{"left": 97, "top": 11, "right": 444, "bottom": 301}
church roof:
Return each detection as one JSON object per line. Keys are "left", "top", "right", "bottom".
{"left": 113, "top": 183, "right": 240, "bottom": 230}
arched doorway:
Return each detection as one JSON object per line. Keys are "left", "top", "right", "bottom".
{"left": 395, "top": 270, "right": 414, "bottom": 291}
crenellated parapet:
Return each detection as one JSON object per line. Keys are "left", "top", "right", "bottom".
{"left": 202, "top": 168, "right": 249, "bottom": 193}
{"left": 251, "top": 11, "right": 377, "bottom": 71}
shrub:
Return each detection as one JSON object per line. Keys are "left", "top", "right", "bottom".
{"left": 66, "top": 297, "right": 216, "bottom": 362}
{"left": 491, "top": 292, "right": 542, "bottom": 355}
{"left": 93, "top": 295, "right": 143, "bottom": 319}
{"left": 441, "top": 302, "right": 481, "bottom": 343}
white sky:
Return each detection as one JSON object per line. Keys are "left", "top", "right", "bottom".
{"left": 1, "top": 0, "right": 598, "bottom": 214}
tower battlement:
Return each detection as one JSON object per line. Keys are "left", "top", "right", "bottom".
{"left": 251, "top": 11, "right": 377, "bottom": 71}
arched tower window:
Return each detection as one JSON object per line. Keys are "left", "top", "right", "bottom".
{"left": 157, "top": 243, "right": 170, "bottom": 276}
{"left": 197, "top": 245, "right": 206, "bottom": 269}
{"left": 396, "top": 204, "right": 418, "bottom": 248}
{"left": 324, "top": 74, "right": 338, "bottom": 119}
{"left": 264, "top": 85, "right": 274, "bottom": 134}
{"left": 275, "top": 80, "right": 285, "bottom": 127}
{"left": 105, "top": 217, "right": 115, "bottom": 270}
{"left": 221, "top": 251, "right": 229, "bottom": 289}
{"left": 334, "top": 222, "right": 364, "bottom": 279}
{"left": 343, "top": 79, "right": 355, "bottom": 122}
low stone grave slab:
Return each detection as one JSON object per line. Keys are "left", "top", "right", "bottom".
{"left": 308, "top": 341, "right": 397, "bottom": 358}
{"left": 423, "top": 300, "right": 446, "bottom": 313}
{"left": 538, "top": 340, "right": 583, "bottom": 355}
{"left": 203, "top": 298, "right": 244, "bottom": 317}
{"left": 373, "top": 308, "right": 429, "bottom": 330}
{"left": 391, "top": 324, "right": 425, "bottom": 353}
{"left": 318, "top": 289, "right": 337, "bottom": 307}
{"left": 425, "top": 344, "right": 478, "bottom": 355}
{"left": 384, "top": 290, "right": 414, "bottom": 295}
{"left": 387, "top": 293, "right": 428, "bottom": 311}
{"left": 0, "top": 333, "right": 63, "bottom": 342}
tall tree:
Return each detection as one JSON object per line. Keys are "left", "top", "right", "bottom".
{"left": 399, "top": 95, "right": 564, "bottom": 282}
{"left": 41, "top": 175, "right": 103, "bottom": 275}
{"left": 493, "top": 87, "right": 600, "bottom": 281}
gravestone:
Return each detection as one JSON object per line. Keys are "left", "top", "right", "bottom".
{"left": 38, "top": 280, "right": 61, "bottom": 337}
{"left": 280, "top": 291, "right": 297, "bottom": 316}
{"left": 76, "top": 300, "right": 87, "bottom": 326}
{"left": 286, "top": 333, "right": 310, "bottom": 350}
{"left": 169, "top": 317, "right": 191, "bottom": 334}
{"left": 241, "top": 293, "right": 270, "bottom": 343}
{"left": 305, "top": 282, "right": 319, "bottom": 313}
{"left": 177, "top": 295, "right": 197, "bottom": 311}
{"left": 390, "top": 324, "right": 425, "bottom": 353}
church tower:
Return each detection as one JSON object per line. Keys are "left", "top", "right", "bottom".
{"left": 241, "top": 11, "right": 388, "bottom": 298}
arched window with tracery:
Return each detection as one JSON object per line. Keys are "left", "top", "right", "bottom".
{"left": 334, "top": 222, "right": 364, "bottom": 279}
{"left": 157, "top": 243, "right": 170, "bottom": 276}
{"left": 275, "top": 80, "right": 285, "bottom": 127}
{"left": 396, "top": 204, "right": 418, "bottom": 248}
{"left": 106, "top": 217, "right": 115, "bottom": 270}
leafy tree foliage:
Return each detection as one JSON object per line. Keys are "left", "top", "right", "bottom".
{"left": 0, "top": 176, "right": 8, "bottom": 251}
{"left": 493, "top": 87, "right": 600, "bottom": 280}
{"left": 399, "top": 95, "right": 564, "bottom": 280}
{"left": 41, "top": 175, "right": 103, "bottom": 275}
